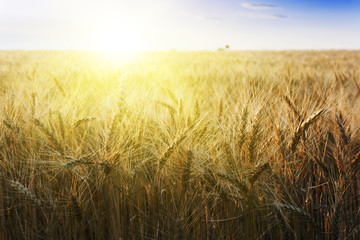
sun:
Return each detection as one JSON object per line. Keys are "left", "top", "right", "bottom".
{"left": 89, "top": 17, "right": 147, "bottom": 63}
{"left": 95, "top": 22, "right": 143, "bottom": 52}
{"left": 94, "top": 14, "right": 146, "bottom": 53}
{"left": 87, "top": 1, "right": 171, "bottom": 54}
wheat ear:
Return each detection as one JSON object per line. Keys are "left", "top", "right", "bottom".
{"left": 53, "top": 77, "right": 66, "bottom": 97}
{"left": 290, "top": 108, "right": 325, "bottom": 152}
{"left": 217, "top": 97, "right": 223, "bottom": 122}
{"left": 350, "top": 150, "right": 360, "bottom": 174}
{"left": 335, "top": 113, "right": 349, "bottom": 144}
{"left": 237, "top": 104, "right": 249, "bottom": 151}
{"left": 74, "top": 116, "right": 95, "bottom": 128}
{"left": 276, "top": 202, "right": 316, "bottom": 226}
{"left": 215, "top": 171, "right": 249, "bottom": 195}
{"left": 62, "top": 158, "right": 94, "bottom": 168}
{"left": 33, "top": 118, "right": 64, "bottom": 155}
{"left": 10, "top": 180, "right": 42, "bottom": 206}
{"left": 57, "top": 112, "right": 65, "bottom": 141}
{"left": 158, "top": 130, "right": 187, "bottom": 172}
{"left": 283, "top": 95, "right": 301, "bottom": 122}
{"left": 248, "top": 162, "right": 270, "bottom": 185}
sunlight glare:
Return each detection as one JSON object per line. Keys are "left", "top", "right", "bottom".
{"left": 91, "top": 13, "right": 151, "bottom": 63}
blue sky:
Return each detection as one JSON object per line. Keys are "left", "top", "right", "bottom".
{"left": 0, "top": 0, "right": 359, "bottom": 50}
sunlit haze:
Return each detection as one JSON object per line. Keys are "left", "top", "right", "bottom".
{"left": 1, "top": 0, "right": 360, "bottom": 51}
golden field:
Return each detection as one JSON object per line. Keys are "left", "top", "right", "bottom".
{"left": 0, "top": 50, "right": 359, "bottom": 239}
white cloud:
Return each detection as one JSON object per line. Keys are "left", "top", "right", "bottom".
{"left": 242, "top": 3, "right": 278, "bottom": 10}
{"left": 204, "top": 17, "right": 223, "bottom": 21}
{"left": 248, "top": 13, "right": 287, "bottom": 19}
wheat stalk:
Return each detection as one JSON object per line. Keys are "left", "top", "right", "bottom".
{"left": 329, "top": 201, "right": 342, "bottom": 240}
{"left": 181, "top": 150, "right": 193, "bottom": 194}
{"left": 30, "top": 92, "right": 36, "bottom": 116}
{"left": 194, "top": 100, "right": 200, "bottom": 121}
{"left": 70, "top": 195, "right": 83, "bottom": 222}
{"left": 217, "top": 97, "right": 223, "bottom": 122}
{"left": 274, "top": 206, "right": 291, "bottom": 240}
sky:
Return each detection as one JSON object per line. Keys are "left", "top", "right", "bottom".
{"left": 0, "top": 0, "right": 360, "bottom": 51}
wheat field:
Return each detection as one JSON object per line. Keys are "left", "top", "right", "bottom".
{"left": 0, "top": 50, "right": 359, "bottom": 239}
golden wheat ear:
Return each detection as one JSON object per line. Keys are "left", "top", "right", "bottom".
{"left": 33, "top": 118, "right": 64, "bottom": 155}
{"left": 276, "top": 202, "right": 316, "bottom": 227}
{"left": 157, "top": 129, "right": 188, "bottom": 172}
{"left": 335, "top": 113, "right": 349, "bottom": 144}
{"left": 9, "top": 180, "right": 42, "bottom": 206}
{"left": 283, "top": 95, "right": 301, "bottom": 122}
{"left": 290, "top": 108, "right": 326, "bottom": 152}
{"left": 248, "top": 162, "right": 270, "bottom": 185}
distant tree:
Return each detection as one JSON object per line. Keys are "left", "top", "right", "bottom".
{"left": 225, "top": 45, "right": 230, "bottom": 49}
